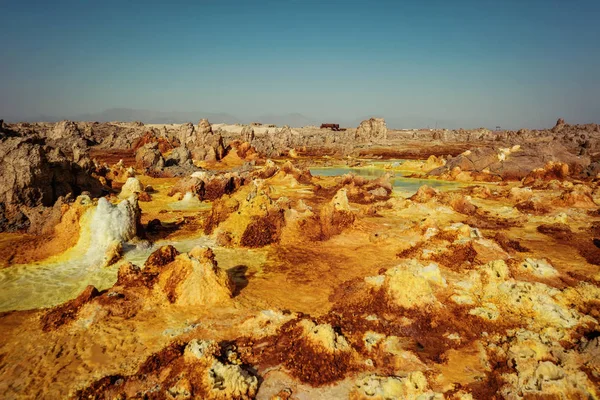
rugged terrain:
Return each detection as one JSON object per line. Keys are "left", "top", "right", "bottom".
{"left": 0, "top": 117, "right": 599, "bottom": 399}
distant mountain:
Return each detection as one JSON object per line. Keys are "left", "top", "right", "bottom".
{"left": 4, "top": 108, "right": 241, "bottom": 125}
{"left": 72, "top": 108, "right": 241, "bottom": 124}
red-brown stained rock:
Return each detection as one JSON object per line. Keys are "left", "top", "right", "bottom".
{"left": 137, "top": 341, "right": 187, "bottom": 375}
{"left": 40, "top": 285, "right": 99, "bottom": 332}
{"left": 203, "top": 197, "right": 240, "bottom": 235}
{"left": 465, "top": 213, "right": 522, "bottom": 230}
{"left": 144, "top": 245, "right": 179, "bottom": 270}
{"left": 494, "top": 232, "right": 529, "bottom": 253}
{"left": 515, "top": 200, "right": 550, "bottom": 215}
{"left": 236, "top": 319, "right": 356, "bottom": 386}
{"left": 537, "top": 223, "right": 573, "bottom": 240}
{"left": 131, "top": 131, "right": 175, "bottom": 154}
{"left": 240, "top": 210, "right": 285, "bottom": 248}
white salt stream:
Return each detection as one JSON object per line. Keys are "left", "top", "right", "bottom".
{"left": 0, "top": 199, "right": 217, "bottom": 312}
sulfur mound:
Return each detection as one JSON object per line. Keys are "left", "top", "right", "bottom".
{"left": 367, "top": 259, "right": 446, "bottom": 309}
{"left": 155, "top": 247, "right": 234, "bottom": 306}
{"left": 318, "top": 188, "right": 356, "bottom": 239}
{"left": 451, "top": 260, "right": 593, "bottom": 333}
{"left": 40, "top": 285, "right": 100, "bottom": 331}
{"left": 351, "top": 372, "right": 443, "bottom": 400}
{"left": 77, "top": 339, "right": 258, "bottom": 400}
{"left": 183, "top": 339, "right": 259, "bottom": 399}
{"left": 262, "top": 318, "right": 356, "bottom": 386}
{"left": 498, "top": 329, "right": 599, "bottom": 399}
{"left": 213, "top": 182, "right": 285, "bottom": 248}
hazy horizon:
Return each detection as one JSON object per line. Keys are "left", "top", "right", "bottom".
{"left": 0, "top": 107, "right": 585, "bottom": 131}
{"left": 2, "top": 0, "right": 599, "bottom": 130}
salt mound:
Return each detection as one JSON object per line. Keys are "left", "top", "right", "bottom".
{"left": 87, "top": 196, "right": 140, "bottom": 264}
{"left": 170, "top": 192, "right": 204, "bottom": 210}
{"left": 118, "top": 177, "right": 144, "bottom": 198}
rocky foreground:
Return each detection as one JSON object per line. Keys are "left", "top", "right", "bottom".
{"left": 0, "top": 117, "right": 599, "bottom": 399}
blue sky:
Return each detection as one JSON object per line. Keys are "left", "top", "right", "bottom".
{"left": 1, "top": 0, "right": 599, "bottom": 128}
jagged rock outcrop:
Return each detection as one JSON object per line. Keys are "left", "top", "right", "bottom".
{"left": 0, "top": 138, "right": 105, "bottom": 209}
{"left": 197, "top": 118, "right": 212, "bottom": 137}
{"left": 246, "top": 125, "right": 301, "bottom": 157}
{"left": 241, "top": 125, "right": 255, "bottom": 143}
{"left": 355, "top": 118, "right": 387, "bottom": 143}
{"left": 430, "top": 142, "right": 590, "bottom": 180}
{"left": 96, "top": 122, "right": 147, "bottom": 149}
{"left": 45, "top": 120, "right": 94, "bottom": 157}
{"left": 176, "top": 122, "right": 196, "bottom": 147}
{"left": 552, "top": 117, "right": 566, "bottom": 133}
{"left": 183, "top": 120, "right": 228, "bottom": 162}
{"left": 0, "top": 120, "right": 22, "bottom": 140}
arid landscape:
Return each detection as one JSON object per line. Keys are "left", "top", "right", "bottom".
{"left": 0, "top": 117, "right": 599, "bottom": 399}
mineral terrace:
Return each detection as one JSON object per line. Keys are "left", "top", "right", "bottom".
{"left": 0, "top": 117, "right": 599, "bottom": 399}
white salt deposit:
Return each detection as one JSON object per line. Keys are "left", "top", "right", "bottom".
{"left": 88, "top": 197, "right": 138, "bottom": 260}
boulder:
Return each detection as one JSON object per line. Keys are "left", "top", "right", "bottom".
{"left": 135, "top": 142, "right": 165, "bottom": 171}
{"left": 167, "top": 146, "right": 192, "bottom": 166}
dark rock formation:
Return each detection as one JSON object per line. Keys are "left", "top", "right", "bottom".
{"left": 0, "top": 137, "right": 105, "bottom": 208}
